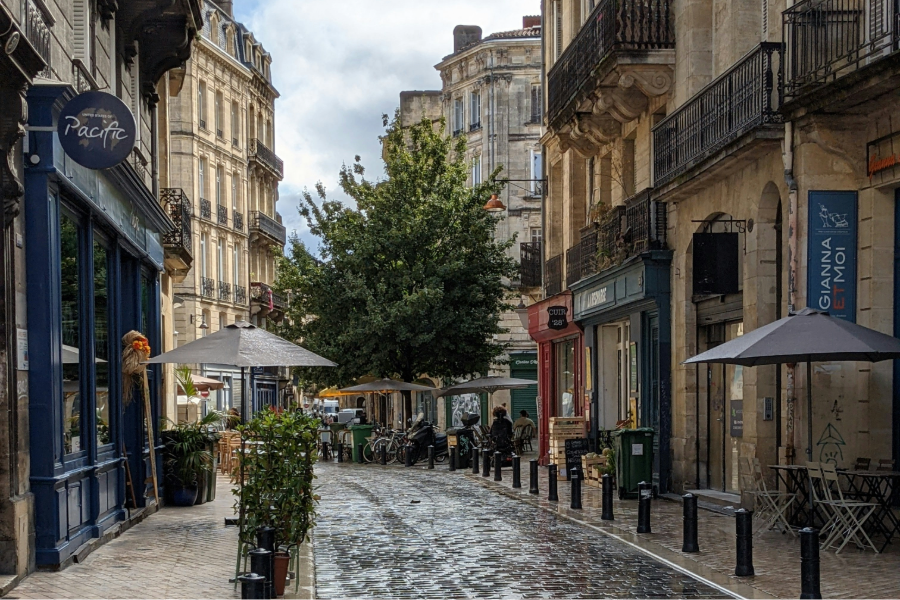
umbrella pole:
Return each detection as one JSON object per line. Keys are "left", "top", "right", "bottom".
{"left": 807, "top": 361, "right": 813, "bottom": 461}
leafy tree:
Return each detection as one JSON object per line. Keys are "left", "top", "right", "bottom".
{"left": 276, "top": 114, "right": 518, "bottom": 391}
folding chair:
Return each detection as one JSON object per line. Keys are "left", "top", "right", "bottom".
{"left": 820, "top": 463, "right": 879, "bottom": 554}
{"left": 876, "top": 459, "right": 895, "bottom": 472}
{"left": 746, "top": 458, "right": 796, "bottom": 536}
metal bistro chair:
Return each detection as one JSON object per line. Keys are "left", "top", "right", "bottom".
{"left": 513, "top": 424, "right": 534, "bottom": 455}
{"left": 742, "top": 458, "right": 796, "bottom": 536}
{"left": 820, "top": 463, "right": 879, "bottom": 554}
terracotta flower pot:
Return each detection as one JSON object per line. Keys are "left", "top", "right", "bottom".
{"left": 273, "top": 551, "right": 290, "bottom": 597}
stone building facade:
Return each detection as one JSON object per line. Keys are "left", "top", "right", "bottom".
{"left": 400, "top": 18, "right": 542, "bottom": 429}
{"left": 540, "top": 0, "right": 900, "bottom": 498}
{"left": 164, "top": 0, "right": 286, "bottom": 419}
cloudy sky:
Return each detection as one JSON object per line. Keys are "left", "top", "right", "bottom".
{"left": 233, "top": 0, "right": 541, "bottom": 252}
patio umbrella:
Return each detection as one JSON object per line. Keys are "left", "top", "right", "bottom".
{"left": 177, "top": 374, "right": 225, "bottom": 394}
{"left": 436, "top": 376, "right": 538, "bottom": 421}
{"left": 684, "top": 307, "right": 900, "bottom": 459}
{"left": 338, "top": 379, "right": 436, "bottom": 393}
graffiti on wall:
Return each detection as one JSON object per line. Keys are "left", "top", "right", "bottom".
{"left": 817, "top": 423, "right": 846, "bottom": 465}
{"left": 450, "top": 394, "right": 482, "bottom": 428}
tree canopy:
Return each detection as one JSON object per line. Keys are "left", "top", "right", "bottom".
{"left": 276, "top": 114, "right": 518, "bottom": 387}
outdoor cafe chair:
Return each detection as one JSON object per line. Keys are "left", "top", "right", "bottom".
{"left": 749, "top": 458, "right": 796, "bottom": 536}
{"left": 876, "top": 459, "right": 895, "bottom": 472}
{"left": 807, "top": 463, "right": 841, "bottom": 545}
{"left": 820, "top": 463, "right": 879, "bottom": 554}
{"left": 854, "top": 457, "right": 872, "bottom": 471}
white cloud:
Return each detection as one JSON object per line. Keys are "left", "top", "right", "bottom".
{"left": 233, "top": 0, "right": 541, "bottom": 252}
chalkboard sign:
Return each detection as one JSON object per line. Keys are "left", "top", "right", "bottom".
{"left": 564, "top": 438, "right": 590, "bottom": 479}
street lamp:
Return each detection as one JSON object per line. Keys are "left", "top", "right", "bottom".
{"left": 189, "top": 313, "right": 209, "bottom": 329}
{"left": 483, "top": 193, "right": 506, "bottom": 212}
{"left": 514, "top": 297, "right": 529, "bottom": 330}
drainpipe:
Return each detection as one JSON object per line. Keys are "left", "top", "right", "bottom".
{"left": 151, "top": 99, "right": 159, "bottom": 198}
{"left": 783, "top": 119, "right": 799, "bottom": 464}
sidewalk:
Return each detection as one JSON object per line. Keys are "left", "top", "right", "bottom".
{"left": 466, "top": 463, "right": 900, "bottom": 599}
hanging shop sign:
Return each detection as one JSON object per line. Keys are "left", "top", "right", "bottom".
{"left": 547, "top": 306, "right": 568, "bottom": 330}
{"left": 58, "top": 91, "right": 136, "bottom": 170}
{"left": 807, "top": 191, "right": 857, "bottom": 322}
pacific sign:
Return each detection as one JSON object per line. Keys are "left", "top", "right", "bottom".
{"left": 58, "top": 91, "right": 136, "bottom": 170}
{"left": 807, "top": 191, "right": 857, "bottom": 322}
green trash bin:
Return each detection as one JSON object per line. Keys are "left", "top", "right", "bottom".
{"left": 349, "top": 424, "right": 374, "bottom": 463}
{"left": 612, "top": 428, "right": 655, "bottom": 499}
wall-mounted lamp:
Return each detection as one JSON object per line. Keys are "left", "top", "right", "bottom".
{"left": 189, "top": 314, "right": 210, "bottom": 329}
{"left": 483, "top": 193, "right": 506, "bottom": 212}
{"left": 514, "top": 296, "right": 529, "bottom": 330}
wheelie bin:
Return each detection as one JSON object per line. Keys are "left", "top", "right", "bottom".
{"left": 612, "top": 428, "right": 655, "bottom": 499}
{"left": 349, "top": 424, "right": 374, "bottom": 463}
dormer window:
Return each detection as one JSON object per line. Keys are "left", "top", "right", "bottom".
{"left": 210, "top": 14, "right": 219, "bottom": 45}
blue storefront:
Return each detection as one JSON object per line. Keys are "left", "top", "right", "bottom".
{"left": 24, "top": 85, "right": 166, "bottom": 567}
{"left": 571, "top": 250, "right": 672, "bottom": 493}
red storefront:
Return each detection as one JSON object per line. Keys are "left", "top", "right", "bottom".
{"left": 527, "top": 292, "right": 584, "bottom": 465}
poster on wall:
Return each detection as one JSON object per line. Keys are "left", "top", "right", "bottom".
{"left": 807, "top": 191, "right": 857, "bottom": 322}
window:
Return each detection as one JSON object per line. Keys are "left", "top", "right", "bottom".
{"left": 231, "top": 101, "right": 240, "bottom": 146}
{"left": 199, "top": 158, "right": 207, "bottom": 200}
{"left": 231, "top": 174, "right": 238, "bottom": 211}
{"left": 554, "top": 0, "right": 563, "bottom": 61}
{"left": 201, "top": 309, "right": 211, "bottom": 337}
{"left": 215, "top": 92, "right": 224, "bottom": 137}
{"left": 555, "top": 339, "right": 575, "bottom": 417}
{"left": 198, "top": 81, "right": 207, "bottom": 129}
{"left": 453, "top": 98, "right": 464, "bottom": 135}
{"left": 470, "top": 91, "right": 481, "bottom": 130}
{"left": 200, "top": 233, "right": 208, "bottom": 278}
{"left": 219, "top": 312, "right": 227, "bottom": 331}
{"left": 233, "top": 244, "right": 240, "bottom": 286}
{"left": 472, "top": 155, "right": 482, "bottom": 185}
{"left": 531, "top": 150, "right": 543, "bottom": 195}
{"left": 60, "top": 213, "right": 83, "bottom": 455}
{"left": 531, "top": 228, "right": 543, "bottom": 244}
{"left": 93, "top": 238, "right": 111, "bottom": 448}
{"left": 210, "top": 14, "right": 219, "bottom": 45}
{"left": 217, "top": 239, "right": 224, "bottom": 281}
{"left": 216, "top": 165, "right": 224, "bottom": 205}
{"left": 531, "top": 84, "right": 543, "bottom": 123}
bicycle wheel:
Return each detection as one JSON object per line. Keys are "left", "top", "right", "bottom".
{"left": 395, "top": 443, "right": 406, "bottom": 465}
{"left": 362, "top": 441, "right": 376, "bottom": 463}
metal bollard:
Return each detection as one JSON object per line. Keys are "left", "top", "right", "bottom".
{"left": 529, "top": 459, "right": 539, "bottom": 494}
{"left": 482, "top": 448, "right": 491, "bottom": 477}
{"left": 256, "top": 526, "right": 275, "bottom": 552}
{"left": 682, "top": 493, "right": 699, "bottom": 552}
{"left": 404, "top": 444, "right": 413, "bottom": 467}
{"left": 494, "top": 451, "right": 502, "bottom": 481}
{"left": 239, "top": 573, "right": 266, "bottom": 600}
{"left": 472, "top": 447, "right": 480, "bottom": 475}
{"left": 637, "top": 481, "right": 652, "bottom": 533}
{"left": 800, "top": 527, "right": 822, "bottom": 599}
{"left": 380, "top": 443, "right": 387, "bottom": 466}
{"left": 248, "top": 548, "right": 273, "bottom": 599}
{"left": 735, "top": 508, "right": 755, "bottom": 577}
{"left": 321, "top": 441, "right": 329, "bottom": 461}
{"left": 357, "top": 443, "right": 364, "bottom": 464}
{"left": 601, "top": 474, "right": 614, "bottom": 520}
{"left": 447, "top": 447, "right": 455, "bottom": 471}
{"left": 570, "top": 467, "right": 582, "bottom": 510}
{"left": 548, "top": 464, "right": 559, "bottom": 501}
{"left": 429, "top": 445, "right": 436, "bottom": 470}
{"left": 335, "top": 442, "right": 343, "bottom": 463}
{"left": 512, "top": 455, "right": 521, "bottom": 488}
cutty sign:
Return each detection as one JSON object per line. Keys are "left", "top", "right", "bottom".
{"left": 58, "top": 91, "right": 136, "bottom": 170}
{"left": 547, "top": 306, "right": 568, "bottom": 330}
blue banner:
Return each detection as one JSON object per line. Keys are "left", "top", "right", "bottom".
{"left": 807, "top": 191, "right": 857, "bottom": 322}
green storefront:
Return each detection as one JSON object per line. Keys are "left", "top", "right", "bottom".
{"left": 510, "top": 352, "right": 539, "bottom": 429}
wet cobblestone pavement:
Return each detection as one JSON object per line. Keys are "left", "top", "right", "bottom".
{"left": 313, "top": 463, "right": 728, "bottom": 599}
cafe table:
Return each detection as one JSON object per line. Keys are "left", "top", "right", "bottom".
{"left": 840, "top": 470, "right": 900, "bottom": 551}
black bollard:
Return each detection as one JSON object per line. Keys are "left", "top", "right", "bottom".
{"left": 494, "top": 452, "right": 502, "bottom": 481}
{"left": 682, "top": 493, "right": 699, "bottom": 552}
{"left": 336, "top": 442, "right": 343, "bottom": 463}
{"left": 548, "top": 464, "right": 559, "bottom": 501}
{"left": 429, "top": 445, "right": 436, "bottom": 470}
{"left": 637, "top": 481, "right": 652, "bottom": 533}
{"left": 380, "top": 443, "right": 387, "bottom": 466}
{"left": 239, "top": 573, "right": 266, "bottom": 600}
{"left": 447, "top": 447, "right": 455, "bottom": 471}
{"left": 482, "top": 448, "right": 491, "bottom": 477}
{"left": 570, "top": 467, "right": 582, "bottom": 510}
{"left": 800, "top": 527, "right": 822, "bottom": 599}
{"left": 734, "top": 508, "right": 755, "bottom": 577}
{"left": 357, "top": 443, "right": 364, "bottom": 464}
{"left": 512, "top": 455, "right": 522, "bottom": 488}
{"left": 248, "top": 547, "right": 273, "bottom": 599}
{"left": 472, "top": 447, "right": 480, "bottom": 475}
{"left": 404, "top": 444, "right": 413, "bottom": 467}
{"left": 529, "top": 459, "right": 539, "bottom": 494}
{"left": 256, "top": 526, "right": 275, "bottom": 552}
{"left": 601, "top": 474, "right": 614, "bottom": 520}
{"left": 321, "top": 441, "right": 329, "bottom": 461}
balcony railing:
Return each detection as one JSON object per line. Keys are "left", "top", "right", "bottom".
{"left": 520, "top": 241, "right": 542, "bottom": 287}
{"left": 234, "top": 210, "right": 244, "bottom": 231}
{"left": 784, "top": 0, "right": 898, "bottom": 100}
{"left": 24, "top": 0, "right": 51, "bottom": 78}
{"left": 545, "top": 254, "right": 563, "bottom": 297}
{"left": 234, "top": 284, "right": 247, "bottom": 305}
{"left": 652, "top": 43, "right": 783, "bottom": 187}
{"left": 566, "top": 244, "right": 582, "bottom": 289}
{"left": 250, "top": 211, "right": 287, "bottom": 245}
{"left": 547, "top": 0, "right": 674, "bottom": 125}
{"left": 72, "top": 59, "right": 98, "bottom": 93}
{"left": 200, "top": 276, "right": 216, "bottom": 299}
{"left": 250, "top": 283, "right": 288, "bottom": 311}
{"left": 218, "top": 281, "right": 232, "bottom": 302}
{"left": 161, "top": 188, "right": 193, "bottom": 261}
{"left": 579, "top": 224, "right": 599, "bottom": 278}
{"left": 249, "top": 138, "right": 284, "bottom": 178}
{"left": 200, "top": 198, "right": 211, "bottom": 220}
{"left": 217, "top": 204, "right": 228, "bottom": 226}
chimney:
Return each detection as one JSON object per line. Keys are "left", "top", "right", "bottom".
{"left": 212, "top": 0, "right": 233, "bottom": 16}
{"left": 523, "top": 15, "right": 541, "bottom": 28}
{"left": 453, "top": 25, "right": 482, "bottom": 53}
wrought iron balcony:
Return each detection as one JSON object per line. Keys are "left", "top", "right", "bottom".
{"left": 566, "top": 244, "right": 582, "bottom": 289}
{"left": 519, "top": 241, "right": 542, "bottom": 287}
{"left": 72, "top": 59, "right": 98, "bottom": 93}
{"left": 249, "top": 211, "right": 287, "bottom": 246}
{"left": 470, "top": 122, "right": 481, "bottom": 131}
{"left": 547, "top": 0, "right": 674, "bottom": 127}
{"left": 217, "top": 204, "right": 228, "bottom": 226}
{"left": 784, "top": 0, "right": 898, "bottom": 101}
{"left": 200, "top": 276, "right": 216, "bottom": 299}
{"left": 234, "top": 284, "right": 247, "bottom": 305}
{"left": 161, "top": 188, "right": 193, "bottom": 271}
{"left": 218, "top": 281, "right": 232, "bottom": 302}
{"left": 250, "top": 282, "right": 288, "bottom": 313}
{"left": 652, "top": 43, "right": 783, "bottom": 187}
{"left": 234, "top": 210, "right": 244, "bottom": 231}
{"left": 545, "top": 254, "right": 563, "bottom": 297}
{"left": 24, "top": 0, "right": 51, "bottom": 79}
{"left": 200, "top": 198, "right": 211, "bottom": 220}
{"left": 249, "top": 138, "right": 284, "bottom": 178}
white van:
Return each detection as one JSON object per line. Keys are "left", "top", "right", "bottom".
{"left": 337, "top": 408, "right": 365, "bottom": 425}
{"left": 315, "top": 399, "right": 339, "bottom": 416}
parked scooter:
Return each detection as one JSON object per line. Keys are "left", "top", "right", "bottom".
{"left": 406, "top": 414, "right": 448, "bottom": 464}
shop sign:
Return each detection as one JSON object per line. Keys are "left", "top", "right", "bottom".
{"left": 867, "top": 131, "right": 900, "bottom": 181}
{"left": 547, "top": 306, "right": 568, "bottom": 330}
{"left": 58, "top": 91, "right": 136, "bottom": 170}
{"left": 511, "top": 355, "right": 538, "bottom": 368}
{"left": 730, "top": 400, "right": 743, "bottom": 438}
{"left": 807, "top": 191, "right": 857, "bottom": 322}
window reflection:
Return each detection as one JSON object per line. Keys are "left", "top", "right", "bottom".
{"left": 555, "top": 339, "right": 575, "bottom": 417}
{"left": 61, "top": 215, "right": 82, "bottom": 454}
{"left": 94, "top": 240, "right": 111, "bottom": 448}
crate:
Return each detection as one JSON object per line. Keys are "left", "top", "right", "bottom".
{"left": 550, "top": 417, "right": 586, "bottom": 426}
{"left": 582, "top": 455, "right": 607, "bottom": 483}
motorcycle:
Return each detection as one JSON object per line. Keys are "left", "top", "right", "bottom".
{"left": 406, "top": 414, "right": 448, "bottom": 464}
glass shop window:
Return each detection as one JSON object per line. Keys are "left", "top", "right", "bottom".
{"left": 93, "top": 238, "right": 112, "bottom": 448}
{"left": 61, "top": 213, "right": 83, "bottom": 455}
{"left": 555, "top": 338, "right": 575, "bottom": 417}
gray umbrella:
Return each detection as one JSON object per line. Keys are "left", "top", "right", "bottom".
{"left": 338, "top": 379, "right": 436, "bottom": 393}
{"left": 684, "top": 307, "right": 900, "bottom": 459}
{"left": 436, "top": 376, "right": 538, "bottom": 397}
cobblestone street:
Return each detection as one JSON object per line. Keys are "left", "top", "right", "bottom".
{"left": 313, "top": 462, "right": 727, "bottom": 599}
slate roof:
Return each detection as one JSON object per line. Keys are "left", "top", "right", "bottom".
{"left": 443, "top": 25, "right": 542, "bottom": 60}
